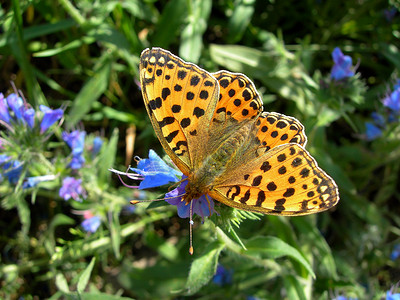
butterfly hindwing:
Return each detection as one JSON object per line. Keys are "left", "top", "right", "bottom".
{"left": 209, "top": 143, "right": 339, "bottom": 215}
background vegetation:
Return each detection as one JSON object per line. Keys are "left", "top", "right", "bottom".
{"left": 1, "top": 0, "right": 400, "bottom": 299}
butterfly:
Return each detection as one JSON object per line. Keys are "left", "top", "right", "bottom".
{"left": 139, "top": 47, "right": 339, "bottom": 222}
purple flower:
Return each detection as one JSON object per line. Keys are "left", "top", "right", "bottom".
{"left": 212, "top": 265, "right": 233, "bottom": 286}
{"left": 62, "top": 130, "right": 86, "bottom": 156}
{"left": 39, "top": 105, "right": 63, "bottom": 133}
{"left": 0, "top": 93, "right": 11, "bottom": 124}
{"left": 81, "top": 215, "right": 101, "bottom": 233}
{"left": 390, "top": 244, "right": 400, "bottom": 260}
{"left": 59, "top": 177, "right": 86, "bottom": 201}
{"left": 92, "top": 137, "right": 103, "bottom": 156}
{"left": 330, "top": 47, "right": 355, "bottom": 80}
{"left": 3, "top": 160, "right": 23, "bottom": 184}
{"left": 22, "top": 174, "right": 56, "bottom": 189}
{"left": 365, "top": 122, "right": 383, "bottom": 140}
{"left": 129, "top": 149, "right": 182, "bottom": 189}
{"left": 165, "top": 176, "right": 216, "bottom": 221}
{"left": 383, "top": 85, "right": 400, "bottom": 114}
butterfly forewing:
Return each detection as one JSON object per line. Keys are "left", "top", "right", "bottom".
{"left": 140, "top": 48, "right": 220, "bottom": 173}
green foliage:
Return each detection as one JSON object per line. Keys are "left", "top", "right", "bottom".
{"left": 1, "top": 0, "right": 400, "bottom": 299}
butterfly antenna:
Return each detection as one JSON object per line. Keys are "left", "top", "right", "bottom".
{"left": 189, "top": 200, "right": 194, "bottom": 255}
{"left": 130, "top": 192, "right": 186, "bottom": 205}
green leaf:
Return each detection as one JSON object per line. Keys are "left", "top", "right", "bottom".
{"left": 291, "top": 217, "right": 337, "bottom": 278}
{"left": 77, "top": 257, "right": 96, "bottom": 294}
{"left": 55, "top": 273, "right": 70, "bottom": 294}
{"left": 283, "top": 274, "right": 308, "bottom": 300}
{"left": 16, "top": 197, "right": 30, "bottom": 236}
{"left": 152, "top": 0, "right": 188, "bottom": 49}
{"left": 67, "top": 57, "right": 111, "bottom": 128}
{"left": 110, "top": 210, "right": 121, "bottom": 259}
{"left": 185, "top": 240, "right": 224, "bottom": 295}
{"left": 97, "top": 128, "right": 119, "bottom": 183}
{"left": 227, "top": 0, "right": 255, "bottom": 43}
{"left": 209, "top": 43, "right": 317, "bottom": 112}
{"left": 180, "top": 0, "right": 212, "bottom": 63}
{"left": 76, "top": 293, "right": 134, "bottom": 300}
{"left": 244, "top": 236, "right": 315, "bottom": 278}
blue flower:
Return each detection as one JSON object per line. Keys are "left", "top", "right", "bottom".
{"left": 390, "top": 244, "right": 400, "bottom": 260}
{"left": 371, "top": 112, "right": 385, "bottom": 127}
{"left": 59, "top": 177, "right": 86, "bottom": 201}
{"left": 384, "top": 7, "right": 397, "bottom": 22}
{"left": 212, "top": 265, "right": 233, "bottom": 286}
{"left": 387, "top": 289, "right": 400, "bottom": 300}
{"left": 22, "top": 174, "right": 57, "bottom": 189}
{"left": 92, "top": 137, "right": 103, "bottom": 156}
{"left": 111, "top": 150, "right": 217, "bottom": 220}
{"left": 330, "top": 47, "right": 355, "bottom": 80}
{"left": 81, "top": 215, "right": 101, "bottom": 233}
{"left": 23, "top": 108, "right": 35, "bottom": 129}
{"left": 383, "top": 85, "right": 400, "bottom": 114}
{"left": 62, "top": 130, "right": 86, "bottom": 169}
{"left": 365, "top": 122, "right": 383, "bottom": 140}
{"left": 0, "top": 154, "right": 11, "bottom": 165}
{"left": 62, "top": 130, "right": 86, "bottom": 156}
{"left": 69, "top": 154, "right": 85, "bottom": 170}
{"left": 130, "top": 149, "right": 182, "bottom": 189}
{"left": 6, "top": 93, "right": 24, "bottom": 122}
{"left": 39, "top": 105, "right": 63, "bottom": 133}
{"left": 165, "top": 176, "right": 216, "bottom": 220}
{"left": 0, "top": 93, "right": 11, "bottom": 124}
{"left": 2, "top": 160, "right": 23, "bottom": 184}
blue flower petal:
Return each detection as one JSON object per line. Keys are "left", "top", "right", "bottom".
{"left": 39, "top": 105, "right": 63, "bottom": 133}
{"left": 23, "top": 108, "right": 35, "bottom": 129}
{"left": 3, "top": 160, "right": 23, "bottom": 184}
{"left": 387, "top": 290, "right": 400, "bottom": 300}
{"left": 390, "top": 244, "right": 400, "bottom": 260}
{"left": 212, "top": 265, "right": 233, "bottom": 286}
{"left": 165, "top": 176, "right": 216, "bottom": 220}
{"left": 22, "top": 174, "right": 56, "bottom": 189}
{"left": 59, "top": 177, "right": 86, "bottom": 201}
{"left": 6, "top": 94, "right": 24, "bottom": 123}
{"left": 365, "top": 122, "right": 382, "bottom": 140}
{"left": 331, "top": 47, "right": 355, "bottom": 80}
{"left": 62, "top": 130, "right": 86, "bottom": 155}
{"left": 131, "top": 149, "right": 182, "bottom": 189}
{"left": 69, "top": 154, "right": 85, "bottom": 169}
{"left": 92, "top": 137, "right": 103, "bottom": 156}
{"left": 0, "top": 93, "right": 11, "bottom": 124}
{"left": 383, "top": 88, "right": 400, "bottom": 113}
{"left": 81, "top": 216, "right": 101, "bottom": 233}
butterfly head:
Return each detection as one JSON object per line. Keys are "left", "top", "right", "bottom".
{"left": 182, "top": 177, "right": 209, "bottom": 205}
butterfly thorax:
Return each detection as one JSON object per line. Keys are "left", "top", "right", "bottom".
{"left": 183, "top": 121, "right": 255, "bottom": 204}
